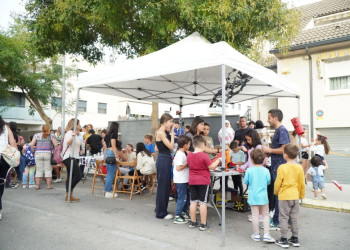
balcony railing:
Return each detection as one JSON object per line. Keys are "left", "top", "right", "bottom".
{"left": 0, "top": 106, "right": 50, "bottom": 122}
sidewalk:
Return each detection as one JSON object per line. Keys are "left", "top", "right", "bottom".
{"left": 301, "top": 182, "right": 350, "bottom": 213}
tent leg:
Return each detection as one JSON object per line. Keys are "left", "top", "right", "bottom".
{"left": 179, "top": 96, "right": 183, "bottom": 135}
{"left": 221, "top": 65, "right": 226, "bottom": 247}
{"left": 68, "top": 88, "right": 80, "bottom": 203}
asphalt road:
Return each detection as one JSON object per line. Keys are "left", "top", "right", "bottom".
{"left": 1, "top": 178, "right": 349, "bottom": 250}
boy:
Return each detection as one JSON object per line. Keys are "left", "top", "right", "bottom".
{"left": 229, "top": 141, "right": 246, "bottom": 196}
{"left": 173, "top": 135, "right": 192, "bottom": 224}
{"left": 274, "top": 144, "right": 305, "bottom": 248}
{"left": 187, "top": 135, "right": 221, "bottom": 231}
{"left": 184, "top": 124, "right": 191, "bottom": 135}
{"left": 262, "top": 109, "right": 290, "bottom": 230}
{"left": 144, "top": 134, "right": 155, "bottom": 155}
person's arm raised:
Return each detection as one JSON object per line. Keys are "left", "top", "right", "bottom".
{"left": 7, "top": 126, "right": 17, "bottom": 149}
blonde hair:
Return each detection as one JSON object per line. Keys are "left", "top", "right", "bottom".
{"left": 65, "top": 118, "right": 80, "bottom": 133}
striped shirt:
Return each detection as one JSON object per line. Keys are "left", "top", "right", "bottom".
{"left": 34, "top": 133, "right": 53, "bottom": 153}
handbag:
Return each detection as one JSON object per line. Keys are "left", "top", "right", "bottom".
{"left": 105, "top": 156, "right": 117, "bottom": 164}
{"left": 52, "top": 136, "right": 67, "bottom": 164}
{"left": 1, "top": 144, "right": 20, "bottom": 168}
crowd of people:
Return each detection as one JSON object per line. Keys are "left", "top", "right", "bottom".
{"left": 0, "top": 110, "right": 331, "bottom": 247}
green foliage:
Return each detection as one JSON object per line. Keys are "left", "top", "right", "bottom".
{"left": 0, "top": 20, "right": 75, "bottom": 124}
{"left": 24, "top": 0, "right": 300, "bottom": 63}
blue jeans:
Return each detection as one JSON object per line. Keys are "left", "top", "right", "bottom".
{"left": 272, "top": 172, "right": 279, "bottom": 225}
{"left": 175, "top": 183, "right": 190, "bottom": 216}
{"left": 104, "top": 149, "right": 116, "bottom": 192}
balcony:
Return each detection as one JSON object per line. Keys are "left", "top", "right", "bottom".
{"left": 0, "top": 106, "right": 49, "bottom": 124}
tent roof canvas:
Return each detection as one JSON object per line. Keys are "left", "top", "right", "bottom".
{"left": 78, "top": 32, "right": 299, "bottom": 106}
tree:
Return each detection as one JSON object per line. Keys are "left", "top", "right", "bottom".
{"left": 0, "top": 22, "right": 74, "bottom": 126}
{"left": 24, "top": 0, "right": 300, "bottom": 63}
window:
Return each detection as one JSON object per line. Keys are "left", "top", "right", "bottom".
{"left": 51, "top": 97, "right": 62, "bottom": 108}
{"left": 0, "top": 92, "right": 25, "bottom": 107}
{"left": 238, "top": 104, "right": 241, "bottom": 110}
{"left": 231, "top": 103, "right": 235, "bottom": 109}
{"left": 329, "top": 76, "right": 350, "bottom": 91}
{"left": 78, "top": 100, "right": 87, "bottom": 112}
{"left": 98, "top": 102, "right": 107, "bottom": 114}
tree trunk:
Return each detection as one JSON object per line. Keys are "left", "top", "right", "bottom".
{"left": 25, "top": 94, "right": 53, "bottom": 127}
{"left": 151, "top": 102, "right": 159, "bottom": 142}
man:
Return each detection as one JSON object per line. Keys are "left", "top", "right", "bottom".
{"left": 174, "top": 120, "right": 184, "bottom": 138}
{"left": 86, "top": 129, "right": 103, "bottom": 155}
{"left": 234, "top": 116, "right": 252, "bottom": 146}
{"left": 262, "top": 109, "right": 290, "bottom": 230}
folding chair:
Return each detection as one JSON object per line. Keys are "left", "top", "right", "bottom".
{"left": 91, "top": 159, "right": 106, "bottom": 194}
{"left": 143, "top": 173, "right": 157, "bottom": 195}
{"left": 112, "top": 161, "right": 143, "bottom": 200}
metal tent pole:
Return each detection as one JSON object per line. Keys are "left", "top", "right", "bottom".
{"left": 61, "top": 54, "right": 66, "bottom": 140}
{"left": 179, "top": 96, "right": 183, "bottom": 135}
{"left": 67, "top": 87, "right": 80, "bottom": 203}
{"left": 221, "top": 65, "right": 226, "bottom": 246}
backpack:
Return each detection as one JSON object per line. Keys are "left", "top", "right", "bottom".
{"left": 1, "top": 144, "right": 20, "bottom": 168}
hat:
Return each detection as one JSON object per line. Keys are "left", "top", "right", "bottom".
{"left": 225, "top": 120, "right": 230, "bottom": 124}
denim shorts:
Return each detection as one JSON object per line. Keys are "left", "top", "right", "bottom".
{"left": 312, "top": 180, "right": 324, "bottom": 189}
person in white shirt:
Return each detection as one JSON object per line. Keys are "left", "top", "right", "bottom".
{"left": 173, "top": 135, "right": 192, "bottom": 224}
{"left": 307, "top": 156, "right": 329, "bottom": 199}
{"left": 293, "top": 129, "right": 310, "bottom": 175}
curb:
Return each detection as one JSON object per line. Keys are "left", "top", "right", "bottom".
{"left": 300, "top": 198, "right": 350, "bottom": 213}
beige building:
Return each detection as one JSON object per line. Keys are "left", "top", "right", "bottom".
{"left": 252, "top": 0, "right": 350, "bottom": 183}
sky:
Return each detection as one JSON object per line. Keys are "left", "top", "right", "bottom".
{"left": 0, "top": 0, "right": 323, "bottom": 31}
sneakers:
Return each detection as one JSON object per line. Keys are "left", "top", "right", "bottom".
{"left": 263, "top": 234, "right": 275, "bottom": 243}
{"left": 29, "top": 184, "right": 36, "bottom": 188}
{"left": 169, "top": 197, "right": 174, "bottom": 201}
{"left": 322, "top": 193, "right": 327, "bottom": 199}
{"left": 275, "top": 238, "right": 289, "bottom": 248}
{"left": 53, "top": 178, "right": 63, "bottom": 183}
{"left": 189, "top": 221, "right": 199, "bottom": 228}
{"left": 174, "top": 215, "right": 187, "bottom": 224}
{"left": 22, "top": 185, "right": 28, "bottom": 189}
{"left": 288, "top": 236, "right": 300, "bottom": 247}
{"left": 199, "top": 223, "right": 209, "bottom": 231}
{"left": 181, "top": 212, "right": 191, "bottom": 221}
{"left": 105, "top": 192, "right": 118, "bottom": 198}
{"left": 0, "top": 210, "right": 2, "bottom": 220}
{"left": 6, "top": 183, "right": 18, "bottom": 189}
{"left": 269, "top": 222, "right": 280, "bottom": 231}
{"left": 163, "top": 214, "right": 173, "bottom": 220}
{"left": 141, "top": 185, "right": 147, "bottom": 191}
{"left": 251, "top": 234, "right": 260, "bottom": 242}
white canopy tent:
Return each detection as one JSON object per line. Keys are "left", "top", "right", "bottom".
{"left": 67, "top": 32, "right": 300, "bottom": 246}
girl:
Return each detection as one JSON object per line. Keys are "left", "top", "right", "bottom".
{"left": 310, "top": 134, "right": 330, "bottom": 162}
{"left": 293, "top": 129, "right": 310, "bottom": 175}
{"left": 244, "top": 148, "right": 274, "bottom": 243}
{"left": 126, "top": 144, "right": 136, "bottom": 162}
{"left": 30, "top": 124, "right": 58, "bottom": 190}
{"left": 155, "top": 113, "right": 175, "bottom": 219}
{"left": 103, "top": 122, "right": 127, "bottom": 198}
{"left": 240, "top": 129, "right": 263, "bottom": 171}
{"left": 307, "top": 156, "right": 328, "bottom": 199}
{"left": 130, "top": 143, "right": 156, "bottom": 179}
{"left": 22, "top": 142, "right": 36, "bottom": 188}
{"left": 202, "top": 123, "right": 214, "bottom": 150}
{"left": 62, "top": 119, "right": 82, "bottom": 202}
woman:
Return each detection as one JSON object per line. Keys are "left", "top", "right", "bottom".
{"left": 30, "top": 124, "right": 58, "bottom": 189}
{"left": 0, "top": 116, "right": 17, "bottom": 219}
{"left": 103, "top": 122, "right": 127, "bottom": 198}
{"left": 62, "top": 119, "right": 82, "bottom": 202}
{"left": 186, "top": 117, "right": 220, "bottom": 154}
{"left": 83, "top": 124, "right": 93, "bottom": 141}
{"left": 255, "top": 120, "right": 271, "bottom": 146}
{"left": 155, "top": 113, "right": 175, "bottom": 219}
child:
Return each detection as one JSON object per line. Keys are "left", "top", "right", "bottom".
{"left": 229, "top": 141, "right": 246, "bottom": 196}
{"left": 307, "top": 156, "right": 328, "bottom": 199}
{"left": 126, "top": 143, "right": 136, "bottom": 162}
{"left": 274, "top": 144, "right": 305, "bottom": 248}
{"left": 130, "top": 143, "right": 156, "bottom": 190}
{"left": 310, "top": 134, "right": 330, "bottom": 162}
{"left": 187, "top": 135, "right": 221, "bottom": 231}
{"left": 173, "top": 135, "right": 191, "bottom": 224}
{"left": 244, "top": 148, "right": 275, "bottom": 243}
{"left": 240, "top": 130, "right": 263, "bottom": 171}
{"left": 293, "top": 129, "right": 310, "bottom": 175}
{"left": 184, "top": 124, "right": 191, "bottom": 135}
{"left": 144, "top": 134, "right": 155, "bottom": 155}
{"left": 22, "top": 143, "right": 36, "bottom": 188}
